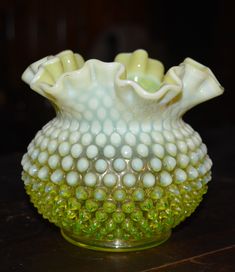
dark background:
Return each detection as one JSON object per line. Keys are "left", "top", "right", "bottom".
{"left": 0, "top": 1, "right": 235, "bottom": 271}
{"left": 0, "top": 0, "right": 234, "bottom": 175}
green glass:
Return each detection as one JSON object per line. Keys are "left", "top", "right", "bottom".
{"left": 21, "top": 49, "right": 223, "bottom": 251}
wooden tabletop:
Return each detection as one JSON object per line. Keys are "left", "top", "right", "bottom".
{"left": 0, "top": 153, "right": 234, "bottom": 272}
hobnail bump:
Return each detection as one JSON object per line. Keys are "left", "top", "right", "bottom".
{"left": 21, "top": 49, "right": 223, "bottom": 251}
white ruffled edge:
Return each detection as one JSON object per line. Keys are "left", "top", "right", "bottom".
{"left": 22, "top": 51, "right": 224, "bottom": 107}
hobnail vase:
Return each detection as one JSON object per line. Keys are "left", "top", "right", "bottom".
{"left": 21, "top": 49, "right": 223, "bottom": 251}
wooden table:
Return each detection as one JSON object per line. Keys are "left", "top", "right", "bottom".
{"left": 1, "top": 153, "right": 234, "bottom": 272}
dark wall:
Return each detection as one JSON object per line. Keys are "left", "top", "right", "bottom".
{"left": 0, "top": 0, "right": 234, "bottom": 155}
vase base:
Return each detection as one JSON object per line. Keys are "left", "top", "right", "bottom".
{"left": 61, "top": 229, "right": 171, "bottom": 252}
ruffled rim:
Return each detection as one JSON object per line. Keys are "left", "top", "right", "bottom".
{"left": 22, "top": 49, "right": 224, "bottom": 107}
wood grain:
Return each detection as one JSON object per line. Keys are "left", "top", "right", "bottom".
{"left": 0, "top": 153, "right": 234, "bottom": 271}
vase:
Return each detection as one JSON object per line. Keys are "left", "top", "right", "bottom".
{"left": 21, "top": 49, "right": 223, "bottom": 251}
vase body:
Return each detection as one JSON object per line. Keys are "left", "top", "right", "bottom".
{"left": 21, "top": 50, "right": 223, "bottom": 251}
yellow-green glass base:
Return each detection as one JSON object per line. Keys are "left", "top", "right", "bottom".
{"left": 61, "top": 229, "right": 171, "bottom": 252}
